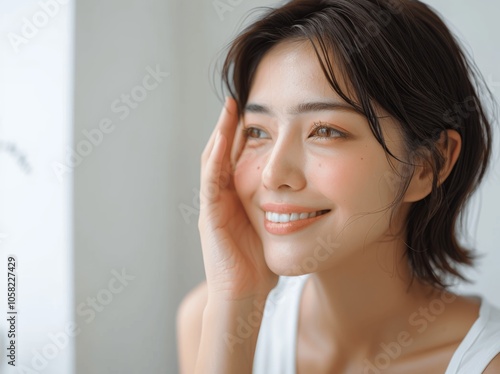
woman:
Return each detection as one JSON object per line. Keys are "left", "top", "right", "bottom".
{"left": 177, "top": 0, "right": 500, "bottom": 373}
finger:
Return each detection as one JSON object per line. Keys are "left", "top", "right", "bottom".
{"left": 230, "top": 118, "right": 245, "bottom": 172}
{"left": 216, "top": 99, "right": 240, "bottom": 192}
{"left": 217, "top": 96, "right": 239, "bottom": 167}
{"left": 201, "top": 98, "right": 227, "bottom": 161}
{"left": 200, "top": 129, "right": 227, "bottom": 207}
{"left": 201, "top": 97, "right": 240, "bottom": 192}
{"left": 201, "top": 97, "right": 239, "bottom": 164}
{"left": 201, "top": 97, "right": 228, "bottom": 163}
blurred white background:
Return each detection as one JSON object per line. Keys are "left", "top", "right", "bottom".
{"left": 0, "top": 1, "right": 498, "bottom": 373}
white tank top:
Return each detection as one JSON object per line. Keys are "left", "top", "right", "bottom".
{"left": 252, "top": 274, "right": 500, "bottom": 374}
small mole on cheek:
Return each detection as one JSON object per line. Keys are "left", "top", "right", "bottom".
{"left": 257, "top": 166, "right": 260, "bottom": 170}
{"left": 361, "top": 158, "right": 364, "bottom": 160}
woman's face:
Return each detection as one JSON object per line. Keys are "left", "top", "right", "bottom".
{"left": 232, "top": 39, "right": 408, "bottom": 276}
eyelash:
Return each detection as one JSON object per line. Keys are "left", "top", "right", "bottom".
{"left": 310, "top": 121, "right": 347, "bottom": 140}
{"left": 242, "top": 121, "right": 347, "bottom": 141}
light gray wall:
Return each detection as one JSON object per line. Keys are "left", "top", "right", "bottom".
{"left": 73, "top": 0, "right": 179, "bottom": 373}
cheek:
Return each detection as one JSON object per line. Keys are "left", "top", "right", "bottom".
{"left": 233, "top": 148, "right": 263, "bottom": 202}
{"left": 309, "top": 154, "right": 399, "bottom": 254}
{"left": 312, "top": 153, "right": 395, "bottom": 213}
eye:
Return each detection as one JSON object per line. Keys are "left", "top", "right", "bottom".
{"left": 310, "top": 121, "right": 347, "bottom": 140}
{"left": 242, "top": 126, "right": 270, "bottom": 139}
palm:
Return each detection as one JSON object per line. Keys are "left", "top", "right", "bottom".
{"left": 202, "top": 185, "right": 277, "bottom": 301}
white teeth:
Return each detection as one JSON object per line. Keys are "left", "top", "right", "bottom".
{"left": 265, "top": 210, "right": 328, "bottom": 223}
{"left": 279, "top": 213, "right": 289, "bottom": 223}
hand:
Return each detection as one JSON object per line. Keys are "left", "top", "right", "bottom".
{"left": 198, "top": 97, "right": 278, "bottom": 302}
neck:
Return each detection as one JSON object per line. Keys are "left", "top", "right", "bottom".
{"left": 302, "top": 237, "right": 439, "bottom": 357}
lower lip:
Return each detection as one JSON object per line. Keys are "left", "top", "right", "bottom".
{"left": 264, "top": 211, "right": 330, "bottom": 235}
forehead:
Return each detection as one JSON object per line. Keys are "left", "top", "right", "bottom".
{"left": 247, "top": 39, "right": 353, "bottom": 110}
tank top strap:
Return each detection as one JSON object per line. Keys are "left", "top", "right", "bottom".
{"left": 252, "top": 274, "right": 310, "bottom": 374}
{"left": 445, "top": 298, "right": 500, "bottom": 373}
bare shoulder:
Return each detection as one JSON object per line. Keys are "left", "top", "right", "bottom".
{"left": 483, "top": 353, "right": 500, "bottom": 374}
{"left": 176, "top": 280, "right": 208, "bottom": 374}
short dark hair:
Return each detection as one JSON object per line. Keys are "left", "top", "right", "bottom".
{"left": 217, "top": 0, "right": 496, "bottom": 288}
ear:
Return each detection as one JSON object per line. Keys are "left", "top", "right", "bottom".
{"left": 403, "top": 129, "right": 461, "bottom": 203}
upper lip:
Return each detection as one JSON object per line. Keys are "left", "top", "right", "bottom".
{"left": 261, "top": 203, "right": 330, "bottom": 214}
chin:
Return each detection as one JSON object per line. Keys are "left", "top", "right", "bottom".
{"left": 261, "top": 245, "right": 321, "bottom": 277}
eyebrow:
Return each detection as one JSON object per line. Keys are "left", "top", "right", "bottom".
{"left": 244, "top": 101, "right": 362, "bottom": 116}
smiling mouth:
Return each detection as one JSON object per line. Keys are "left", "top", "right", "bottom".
{"left": 265, "top": 209, "right": 331, "bottom": 223}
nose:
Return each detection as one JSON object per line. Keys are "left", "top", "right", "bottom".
{"left": 261, "top": 133, "right": 306, "bottom": 191}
